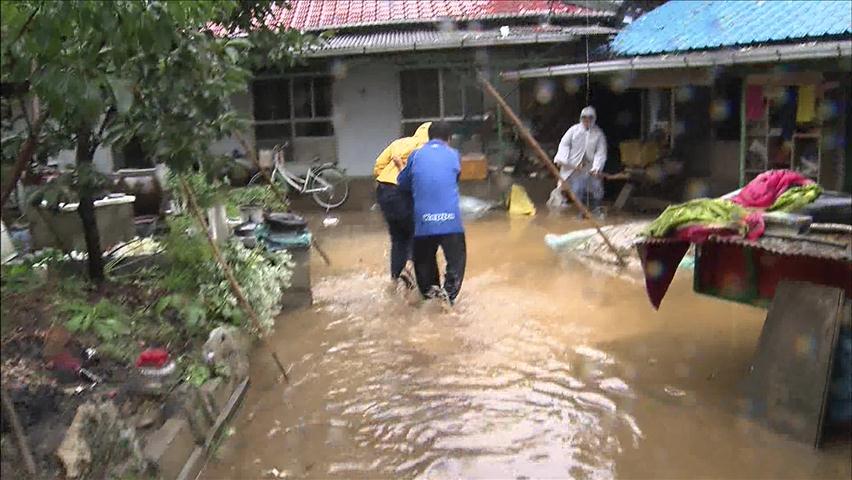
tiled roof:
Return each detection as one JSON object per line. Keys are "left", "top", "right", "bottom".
{"left": 267, "top": 0, "right": 613, "bottom": 31}
{"left": 305, "top": 24, "right": 617, "bottom": 57}
{"left": 612, "top": 0, "right": 852, "bottom": 56}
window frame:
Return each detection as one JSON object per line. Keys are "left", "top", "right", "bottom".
{"left": 252, "top": 73, "right": 334, "bottom": 139}
{"left": 399, "top": 68, "right": 486, "bottom": 128}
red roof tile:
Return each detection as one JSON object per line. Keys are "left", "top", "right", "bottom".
{"left": 267, "top": 0, "right": 612, "bottom": 31}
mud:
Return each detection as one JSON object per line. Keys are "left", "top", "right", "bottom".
{"left": 202, "top": 212, "right": 851, "bottom": 479}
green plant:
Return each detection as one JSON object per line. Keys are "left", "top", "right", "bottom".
{"left": 167, "top": 170, "right": 229, "bottom": 211}
{"left": 2, "top": 1, "right": 320, "bottom": 281}
{"left": 159, "top": 215, "right": 216, "bottom": 292}
{"left": 0, "top": 248, "right": 68, "bottom": 294}
{"left": 199, "top": 242, "right": 293, "bottom": 331}
{"left": 155, "top": 293, "right": 208, "bottom": 332}
{"left": 183, "top": 360, "right": 212, "bottom": 387}
{"left": 0, "top": 263, "right": 44, "bottom": 294}
{"left": 227, "top": 185, "right": 288, "bottom": 211}
{"left": 61, "top": 299, "right": 131, "bottom": 341}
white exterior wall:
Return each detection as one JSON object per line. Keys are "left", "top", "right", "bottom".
{"left": 51, "top": 146, "right": 115, "bottom": 173}
{"left": 332, "top": 61, "right": 402, "bottom": 177}
{"left": 209, "top": 90, "right": 255, "bottom": 157}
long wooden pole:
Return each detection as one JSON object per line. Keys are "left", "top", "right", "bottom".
{"left": 1, "top": 386, "right": 38, "bottom": 476}
{"left": 234, "top": 133, "right": 332, "bottom": 267}
{"left": 178, "top": 176, "right": 289, "bottom": 382}
{"left": 478, "top": 73, "right": 627, "bottom": 267}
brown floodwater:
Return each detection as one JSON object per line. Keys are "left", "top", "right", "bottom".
{"left": 202, "top": 212, "right": 851, "bottom": 479}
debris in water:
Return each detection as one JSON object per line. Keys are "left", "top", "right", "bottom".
{"left": 322, "top": 217, "right": 340, "bottom": 228}
{"left": 573, "top": 345, "right": 615, "bottom": 364}
{"left": 664, "top": 385, "right": 687, "bottom": 397}
{"left": 267, "top": 420, "right": 282, "bottom": 438}
{"left": 599, "top": 377, "right": 633, "bottom": 396}
{"left": 459, "top": 196, "right": 495, "bottom": 219}
{"left": 262, "top": 467, "right": 290, "bottom": 478}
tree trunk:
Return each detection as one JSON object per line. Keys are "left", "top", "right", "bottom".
{"left": 75, "top": 129, "right": 105, "bottom": 282}
{"left": 0, "top": 111, "right": 46, "bottom": 216}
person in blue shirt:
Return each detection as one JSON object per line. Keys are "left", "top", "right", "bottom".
{"left": 397, "top": 122, "right": 466, "bottom": 305}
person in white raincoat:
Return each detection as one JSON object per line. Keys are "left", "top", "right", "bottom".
{"left": 551, "top": 106, "right": 608, "bottom": 214}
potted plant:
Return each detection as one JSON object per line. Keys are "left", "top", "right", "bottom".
{"left": 228, "top": 186, "right": 288, "bottom": 224}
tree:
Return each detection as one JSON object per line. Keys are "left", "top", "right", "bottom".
{"left": 1, "top": 0, "right": 320, "bottom": 281}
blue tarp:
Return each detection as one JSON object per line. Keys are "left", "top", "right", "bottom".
{"left": 613, "top": 1, "right": 852, "bottom": 56}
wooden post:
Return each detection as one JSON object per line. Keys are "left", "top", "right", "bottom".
{"left": 477, "top": 73, "right": 628, "bottom": 267}
{"left": 1, "top": 386, "right": 38, "bottom": 476}
{"left": 178, "top": 176, "right": 289, "bottom": 382}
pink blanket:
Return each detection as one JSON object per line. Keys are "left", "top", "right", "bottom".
{"left": 731, "top": 170, "right": 812, "bottom": 209}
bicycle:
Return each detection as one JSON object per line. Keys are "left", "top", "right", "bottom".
{"left": 248, "top": 143, "right": 350, "bottom": 210}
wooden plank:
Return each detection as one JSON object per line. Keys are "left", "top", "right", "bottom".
{"left": 746, "top": 72, "right": 823, "bottom": 87}
{"left": 613, "top": 182, "right": 634, "bottom": 212}
{"left": 742, "top": 281, "right": 844, "bottom": 447}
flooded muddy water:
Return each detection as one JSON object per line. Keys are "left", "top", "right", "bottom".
{"left": 203, "top": 212, "right": 851, "bottom": 479}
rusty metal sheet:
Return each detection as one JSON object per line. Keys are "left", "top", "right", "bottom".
{"left": 707, "top": 235, "right": 852, "bottom": 262}
{"left": 741, "top": 281, "right": 845, "bottom": 447}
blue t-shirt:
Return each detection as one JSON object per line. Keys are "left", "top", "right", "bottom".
{"left": 397, "top": 140, "right": 464, "bottom": 237}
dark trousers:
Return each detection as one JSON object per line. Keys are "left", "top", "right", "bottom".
{"left": 376, "top": 183, "right": 413, "bottom": 279}
{"left": 413, "top": 233, "right": 466, "bottom": 302}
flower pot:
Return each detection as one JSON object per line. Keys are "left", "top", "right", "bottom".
{"left": 239, "top": 205, "right": 264, "bottom": 224}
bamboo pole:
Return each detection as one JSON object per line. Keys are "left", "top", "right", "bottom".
{"left": 234, "top": 133, "right": 332, "bottom": 267}
{"left": 1, "top": 386, "right": 38, "bottom": 476}
{"left": 477, "top": 73, "right": 628, "bottom": 267}
{"left": 178, "top": 176, "right": 289, "bottom": 382}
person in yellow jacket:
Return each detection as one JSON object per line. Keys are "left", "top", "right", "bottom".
{"left": 373, "top": 122, "right": 431, "bottom": 286}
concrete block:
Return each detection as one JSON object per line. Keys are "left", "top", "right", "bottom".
{"left": 200, "top": 378, "right": 230, "bottom": 413}
{"left": 144, "top": 418, "right": 196, "bottom": 480}
{"left": 182, "top": 394, "right": 213, "bottom": 444}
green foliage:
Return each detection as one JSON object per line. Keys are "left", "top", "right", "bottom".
{"left": 182, "top": 359, "right": 213, "bottom": 387}
{"left": 227, "top": 185, "right": 288, "bottom": 210}
{"left": 200, "top": 242, "right": 293, "bottom": 331}
{"left": 1, "top": 1, "right": 317, "bottom": 279}
{"left": 27, "top": 163, "right": 112, "bottom": 208}
{"left": 159, "top": 215, "right": 216, "bottom": 292}
{"left": 166, "top": 170, "right": 228, "bottom": 210}
{"left": 156, "top": 214, "right": 293, "bottom": 333}
{"left": 155, "top": 293, "right": 208, "bottom": 332}
{"left": 0, "top": 248, "right": 66, "bottom": 294}
{"left": 61, "top": 299, "right": 131, "bottom": 341}
{"left": 0, "top": 263, "right": 44, "bottom": 294}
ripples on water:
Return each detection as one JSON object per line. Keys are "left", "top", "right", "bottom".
{"left": 279, "top": 271, "right": 644, "bottom": 479}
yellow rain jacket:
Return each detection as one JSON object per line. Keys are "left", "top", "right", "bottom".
{"left": 373, "top": 122, "right": 431, "bottom": 185}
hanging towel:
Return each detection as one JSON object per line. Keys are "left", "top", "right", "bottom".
{"left": 746, "top": 85, "right": 766, "bottom": 121}
{"left": 796, "top": 85, "right": 816, "bottom": 124}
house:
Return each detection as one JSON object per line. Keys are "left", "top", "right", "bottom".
{"left": 502, "top": 0, "right": 852, "bottom": 197}
{"left": 205, "top": 0, "right": 622, "bottom": 178}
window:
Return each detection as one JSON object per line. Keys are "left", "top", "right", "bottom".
{"left": 400, "top": 68, "right": 485, "bottom": 133}
{"left": 252, "top": 76, "right": 334, "bottom": 145}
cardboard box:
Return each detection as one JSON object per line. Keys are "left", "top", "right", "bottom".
{"left": 460, "top": 153, "right": 488, "bottom": 181}
{"left": 620, "top": 140, "right": 659, "bottom": 168}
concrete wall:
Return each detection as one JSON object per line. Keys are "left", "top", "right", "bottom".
{"left": 52, "top": 146, "right": 115, "bottom": 174}
{"left": 332, "top": 61, "right": 402, "bottom": 177}
{"left": 209, "top": 90, "right": 254, "bottom": 157}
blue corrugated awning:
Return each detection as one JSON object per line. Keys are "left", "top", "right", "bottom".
{"left": 612, "top": 0, "right": 852, "bottom": 56}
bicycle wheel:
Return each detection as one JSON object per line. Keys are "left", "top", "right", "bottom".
{"left": 247, "top": 170, "right": 267, "bottom": 186}
{"left": 310, "top": 166, "right": 349, "bottom": 209}
{"left": 248, "top": 169, "right": 288, "bottom": 190}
